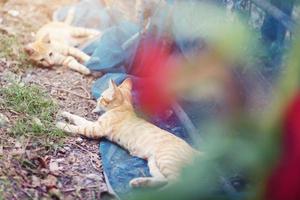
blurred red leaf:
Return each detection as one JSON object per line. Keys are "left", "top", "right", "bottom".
{"left": 266, "top": 92, "right": 300, "bottom": 200}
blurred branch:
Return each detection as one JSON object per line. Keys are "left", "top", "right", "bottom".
{"left": 251, "top": 0, "right": 295, "bottom": 31}
{"left": 172, "top": 102, "right": 202, "bottom": 145}
{"left": 263, "top": 27, "right": 300, "bottom": 132}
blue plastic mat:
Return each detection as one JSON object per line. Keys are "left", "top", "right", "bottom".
{"left": 85, "top": 21, "right": 139, "bottom": 72}
{"left": 99, "top": 117, "right": 189, "bottom": 198}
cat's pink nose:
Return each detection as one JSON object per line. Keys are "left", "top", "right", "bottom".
{"left": 24, "top": 45, "right": 34, "bottom": 56}
{"left": 48, "top": 60, "right": 55, "bottom": 66}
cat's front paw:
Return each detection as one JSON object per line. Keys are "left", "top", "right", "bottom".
{"left": 56, "top": 122, "right": 77, "bottom": 135}
{"left": 56, "top": 122, "right": 69, "bottom": 131}
{"left": 57, "top": 111, "right": 76, "bottom": 124}
{"left": 56, "top": 121, "right": 65, "bottom": 128}
{"left": 58, "top": 111, "right": 72, "bottom": 119}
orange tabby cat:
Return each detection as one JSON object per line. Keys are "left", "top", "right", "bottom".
{"left": 56, "top": 78, "right": 200, "bottom": 188}
{"left": 24, "top": 8, "right": 101, "bottom": 75}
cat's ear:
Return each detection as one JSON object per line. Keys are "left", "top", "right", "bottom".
{"left": 109, "top": 79, "right": 118, "bottom": 91}
{"left": 24, "top": 45, "right": 35, "bottom": 56}
{"left": 41, "top": 34, "right": 51, "bottom": 44}
{"left": 119, "top": 78, "right": 132, "bottom": 90}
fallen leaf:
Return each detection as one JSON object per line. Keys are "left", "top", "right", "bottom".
{"left": 48, "top": 188, "right": 63, "bottom": 200}
{"left": 32, "top": 117, "right": 43, "bottom": 127}
{"left": 0, "top": 145, "right": 3, "bottom": 156}
{"left": 85, "top": 174, "right": 103, "bottom": 181}
{"left": 0, "top": 113, "right": 9, "bottom": 128}
{"left": 11, "top": 148, "right": 25, "bottom": 156}
{"left": 49, "top": 160, "right": 62, "bottom": 172}
{"left": 31, "top": 175, "right": 41, "bottom": 188}
{"left": 75, "top": 137, "right": 83, "bottom": 144}
{"left": 42, "top": 175, "right": 57, "bottom": 190}
{"left": 14, "top": 141, "right": 22, "bottom": 149}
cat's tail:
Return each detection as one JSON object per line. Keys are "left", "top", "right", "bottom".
{"left": 64, "top": 7, "right": 75, "bottom": 25}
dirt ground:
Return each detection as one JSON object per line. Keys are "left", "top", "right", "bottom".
{"left": 0, "top": 0, "right": 109, "bottom": 199}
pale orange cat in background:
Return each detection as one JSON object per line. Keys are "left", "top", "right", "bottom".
{"left": 24, "top": 8, "right": 101, "bottom": 75}
{"left": 56, "top": 78, "right": 200, "bottom": 188}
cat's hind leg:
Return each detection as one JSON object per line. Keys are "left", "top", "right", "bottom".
{"left": 52, "top": 52, "right": 91, "bottom": 75}
{"left": 63, "top": 56, "right": 91, "bottom": 75}
{"left": 53, "top": 42, "right": 90, "bottom": 63}
{"left": 67, "top": 46, "right": 90, "bottom": 63}
{"left": 129, "top": 158, "right": 168, "bottom": 188}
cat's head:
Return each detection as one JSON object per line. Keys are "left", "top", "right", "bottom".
{"left": 93, "top": 78, "right": 133, "bottom": 113}
{"left": 24, "top": 34, "right": 55, "bottom": 67}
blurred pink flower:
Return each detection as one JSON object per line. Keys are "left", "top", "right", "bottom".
{"left": 131, "top": 38, "right": 175, "bottom": 116}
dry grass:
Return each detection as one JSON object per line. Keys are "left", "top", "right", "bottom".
{"left": 0, "top": 79, "right": 64, "bottom": 137}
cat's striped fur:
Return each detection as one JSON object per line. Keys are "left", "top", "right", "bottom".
{"left": 56, "top": 78, "right": 200, "bottom": 188}
{"left": 24, "top": 8, "right": 101, "bottom": 75}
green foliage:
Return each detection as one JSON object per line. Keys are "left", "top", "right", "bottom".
{"left": 129, "top": 119, "right": 274, "bottom": 200}
{"left": 261, "top": 27, "right": 300, "bottom": 134}
{"left": 172, "top": 1, "right": 259, "bottom": 65}
{"left": 0, "top": 33, "right": 31, "bottom": 69}
{"left": 0, "top": 189, "right": 3, "bottom": 200}
{"left": 0, "top": 178, "right": 10, "bottom": 200}
{"left": 128, "top": 2, "right": 300, "bottom": 200}
{"left": 0, "top": 81, "right": 64, "bottom": 138}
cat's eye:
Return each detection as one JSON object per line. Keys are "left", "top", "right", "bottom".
{"left": 49, "top": 52, "right": 53, "bottom": 57}
{"left": 40, "top": 58, "right": 45, "bottom": 62}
